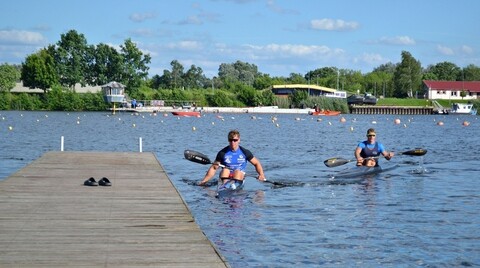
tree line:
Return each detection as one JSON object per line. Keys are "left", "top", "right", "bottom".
{"left": 1, "top": 29, "right": 480, "bottom": 111}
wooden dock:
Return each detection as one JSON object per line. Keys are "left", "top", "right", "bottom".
{"left": 0, "top": 151, "right": 228, "bottom": 267}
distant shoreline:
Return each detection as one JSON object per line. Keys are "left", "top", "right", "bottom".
{"left": 112, "top": 106, "right": 315, "bottom": 114}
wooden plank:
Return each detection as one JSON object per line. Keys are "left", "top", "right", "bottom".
{"left": 0, "top": 151, "right": 228, "bottom": 267}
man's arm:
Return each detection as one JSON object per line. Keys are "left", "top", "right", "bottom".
{"left": 199, "top": 161, "right": 220, "bottom": 185}
{"left": 382, "top": 151, "right": 394, "bottom": 160}
{"left": 355, "top": 146, "right": 364, "bottom": 163}
{"left": 249, "top": 157, "right": 266, "bottom": 181}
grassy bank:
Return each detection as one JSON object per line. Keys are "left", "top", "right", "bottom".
{"left": 377, "top": 98, "right": 479, "bottom": 109}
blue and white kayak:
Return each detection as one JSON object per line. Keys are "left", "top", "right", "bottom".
{"left": 216, "top": 179, "right": 245, "bottom": 198}
{"left": 332, "top": 163, "right": 399, "bottom": 179}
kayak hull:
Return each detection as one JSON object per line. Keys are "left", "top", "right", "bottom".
{"left": 308, "top": 110, "right": 341, "bottom": 116}
{"left": 333, "top": 164, "right": 399, "bottom": 179}
{"left": 216, "top": 179, "right": 245, "bottom": 198}
{"left": 171, "top": 111, "right": 201, "bottom": 117}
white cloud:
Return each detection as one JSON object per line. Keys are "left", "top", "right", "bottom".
{"left": 176, "top": 10, "right": 221, "bottom": 25}
{"left": 0, "top": 30, "right": 46, "bottom": 45}
{"left": 354, "top": 53, "right": 387, "bottom": 65}
{"left": 166, "top": 40, "right": 203, "bottom": 51}
{"left": 266, "top": 0, "right": 299, "bottom": 15}
{"left": 129, "top": 12, "right": 157, "bottom": 23}
{"left": 129, "top": 28, "right": 156, "bottom": 38}
{"left": 310, "top": 18, "right": 359, "bottom": 31}
{"left": 437, "top": 45, "right": 454, "bottom": 56}
{"left": 178, "top": 15, "right": 204, "bottom": 25}
{"left": 379, "top": 36, "right": 416, "bottom": 45}
{"left": 461, "top": 45, "right": 473, "bottom": 54}
{"left": 246, "top": 43, "right": 345, "bottom": 59}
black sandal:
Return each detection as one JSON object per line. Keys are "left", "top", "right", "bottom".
{"left": 99, "top": 177, "right": 112, "bottom": 186}
{"left": 84, "top": 177, "right": 98, "bottom": 186}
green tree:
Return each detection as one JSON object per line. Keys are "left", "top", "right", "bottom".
{"left": 218, "top": 60, "right": 259, "bottom": 86}
{"left": 21, "top": 49, "right": 58, "bottom": 93}
{"left": 53, "top": 30, "right": 91, "bottom": 88}
{"left": 286, "top": 73, "right": 307, "bottom": 84}
{"left": 88, "top": 43, "right": 123, "bottom": 86}
{"left": 377, "top": 72, "right": 394, "bottom": 97}
{"left": 183, "top": 64, "right": 207, "bottom": 89}
{"left": 393, "top": 51, "right": 422, "bottom": 98}
{"left": 234, "top": 61, "right": 257, "bottom": 86}
{"left": 463, "top": 64, "right": 480, "bottom": 81}
{"left": 289, "top": 89, "right": 308, "bottom": 108}
{"left": 425, "top": 61, "right": 460, "bottom": 81}
{"left": 305, "top": 67, "right": 337, "bottom": 88}
{"left": 422, "top": 71, "right": 438, "bottom": 81}
{"left": 257, "top": 89, "right": 275, "bottom": 106}
{"left": 253, "top": 73, "right": 273, "bottom": 90}
{"left": 157, "top": 70, "right": 173, "bottom": 89}
{"left": 373, "top": 62, "right": 397, "bottom": 74}
{"left": 218, "top": 62, "right": 238, "bottom": 85}
{"left": 236, "top": 84, "right": 256, "bottom": 106}
{"left": 363, "top": 72, "right": 380, "bottom": 95}
{"left": 342, "top": 70, "right": 364, "bottom": 94}
{"left": 206, "top": 90, "right": 233, "bottom": 107}
{"left": 149, "top": 74, "right": 162, "bottom": 89}
{"left": 363, "top": 71, "right": 393, "bottom": 97}
{"left": 0, "top": 64, "right": 20, "bottom": 92}
{"left": 14, "top": 92, "right": 42, "bottom": 110}
{"left": 119, "top": 38, "right": 151, "bottom": 92}
{"left": 169, "top": 60, "right": 184, "bottom": 89}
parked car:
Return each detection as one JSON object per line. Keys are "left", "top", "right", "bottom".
{"left": 347, "top": 93, "right": 377, "bottom": 106}
{"left": 347, "top": 94, "right": 364, "bottom": 105}
{"left": 363, "top": 93, "right": 377, "bottom": 105}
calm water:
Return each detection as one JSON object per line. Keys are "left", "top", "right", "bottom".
{"left": 1, "top": 110, "right": 479, "bottom": 267}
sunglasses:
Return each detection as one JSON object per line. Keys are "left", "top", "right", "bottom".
{"left": 229, "top": 139, "right": 239, "bottom": 142}
{"left": 367, "top": 135, "right": 376, "bottom": 137}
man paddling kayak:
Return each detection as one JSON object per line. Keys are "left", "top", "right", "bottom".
{"left": 355, "top": 128, "right": 394, "bottom": 167}
{"left": 199, "top": 129, "right": 266, "bottom": 186}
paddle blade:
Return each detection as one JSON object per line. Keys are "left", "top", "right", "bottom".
{"left": 324, "top": 158, "right": 351, "bottom": 167}
{"left": 399, "top": 148, "right": 427, "bottom": 156}
{"left": 184, "top": 150, "right": 213, "bottom": 165}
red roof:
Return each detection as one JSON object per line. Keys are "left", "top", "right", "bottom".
{"left": 423, "top": 80, "right": 480, "bottom": 92}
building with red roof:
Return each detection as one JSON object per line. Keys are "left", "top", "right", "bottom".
{"left": 423, "top": 80, "right": 480, "bottom": 100}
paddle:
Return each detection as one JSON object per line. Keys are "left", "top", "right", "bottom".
{"left": 184, "top": 149, "right": 287, "bottom": 187}
{"left": 324, "top": 148, "right": 428, "bottom": 168}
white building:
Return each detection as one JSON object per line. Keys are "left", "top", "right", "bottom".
{"left": 423, "top": 80, "right": 480, "bottom": 100}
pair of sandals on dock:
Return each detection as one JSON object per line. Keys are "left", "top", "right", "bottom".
{"left": 84, "top": 177, "right": 111, "bottom": 186}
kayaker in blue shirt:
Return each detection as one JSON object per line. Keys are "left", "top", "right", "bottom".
{"left": 355, "top": 128, "right": 394, "bottom": 167}
{"left": 199, "top": 130, "right": 266, "bottom": 186}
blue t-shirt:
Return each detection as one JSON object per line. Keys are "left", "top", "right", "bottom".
{"left": 215, "top": 146, "right": 254, "bottom": 172}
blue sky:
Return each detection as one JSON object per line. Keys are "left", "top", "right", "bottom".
{"left": 1, "top": 0, "right": 479, "bottom": 78}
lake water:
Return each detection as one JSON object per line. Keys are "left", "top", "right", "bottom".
{"left": 1, "top": 110, "right": 479, "bottom": 267}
